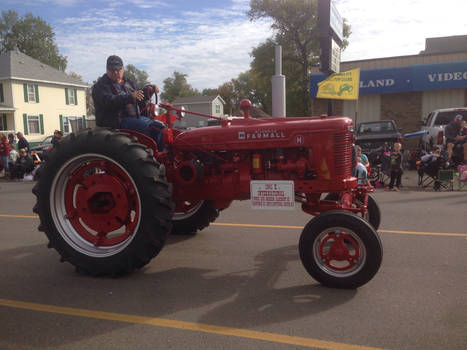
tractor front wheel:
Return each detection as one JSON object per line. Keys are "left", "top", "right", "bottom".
{"left": 299, "top": 211, "right": 382, "bottom": 289}
{"left": 323, "top": 193, "right": 381, "bottom": 230}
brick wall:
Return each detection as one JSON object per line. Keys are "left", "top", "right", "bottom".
{"left": 381, "top": 92, "right": 423, "bottom": 148}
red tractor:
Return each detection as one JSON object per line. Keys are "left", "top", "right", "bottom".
{"left": 33, "top": 99, "right": 382, "bottom": 289}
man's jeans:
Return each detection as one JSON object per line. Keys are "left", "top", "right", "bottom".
{"left": 120, "top": 116, "right": 165, "bottom": 151}
{"left": 1, "top": 156, "right": 9, "bottom": 173}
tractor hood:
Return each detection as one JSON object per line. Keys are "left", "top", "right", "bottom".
{"left": 173, "top": 116, "right": 353, "bottom": 151}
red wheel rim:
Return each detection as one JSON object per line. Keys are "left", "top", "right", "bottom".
{"left": 64, "top": 160, "right": 139, "bottom": 247}
{"left": 50, "top": 154, "right": 141, "bottom": 257}
{"left": 313, "top": 227, "right": 366, "bottom": 277}
{"left": 319, "top": 232, "right": 359, "bottom": 271}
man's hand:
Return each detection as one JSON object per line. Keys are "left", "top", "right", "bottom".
{"left": 131, "top": 90, "right": 144, "bottom": 101}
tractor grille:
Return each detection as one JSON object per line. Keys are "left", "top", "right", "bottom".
{"left": 334, "top": 132, "right": 353, "bottom": 177}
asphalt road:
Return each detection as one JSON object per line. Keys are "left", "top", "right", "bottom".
{"left": 0, "top": 180, "right": 466, "bottom": 350}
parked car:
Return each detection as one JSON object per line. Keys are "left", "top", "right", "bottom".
{"left": 355, "top": 120, "right": 402, "bottom": 153}
{"left": 419, "top": 107, "right": 467, "bottom": 151}
{"left": 30, "top": 135, "right": 54, "bottom": 159}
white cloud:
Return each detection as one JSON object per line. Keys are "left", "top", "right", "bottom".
{"left": 57, "top": 3, "right": 272, "bottom": 89}
{"left": 336, "top": 0, "right": 467, "bottom": 61}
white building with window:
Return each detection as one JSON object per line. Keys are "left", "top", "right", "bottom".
{"left": 0, "top": 50, "right": 89, "bottom": 143}
{"left": 172, "top": 95, "right": 225, "bottom": 128}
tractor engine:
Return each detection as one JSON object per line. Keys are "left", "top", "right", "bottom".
{"left": 165, "top": 115, "right": 355, "bottom": 206}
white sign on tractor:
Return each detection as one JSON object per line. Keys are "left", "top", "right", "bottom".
{"left": 250, "top": 180, "right": 295, "bottom": 210}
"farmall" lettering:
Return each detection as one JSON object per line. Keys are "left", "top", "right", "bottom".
{"left": 238, "top": 130, "right": 286, "bottom": 140}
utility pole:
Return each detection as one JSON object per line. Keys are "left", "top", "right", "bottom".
{"left": 272, "top": 45, "right": 286, "bottom": 117}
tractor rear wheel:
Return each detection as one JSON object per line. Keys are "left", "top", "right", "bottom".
{"left": 32, "top": 128, "right": 173, "bottom": 276}
{"left": 299, "top": 211, "right": 382, "bottom": 289}
{"left": 171, "top": 200, "right": 219, "bottom": 235}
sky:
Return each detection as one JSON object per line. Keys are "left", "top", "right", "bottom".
{"left": 2, "top": 0, "right": 467, "bottom": 90}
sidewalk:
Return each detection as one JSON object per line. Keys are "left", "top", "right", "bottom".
{"left": 380, "top": 169, "right": 466, "bottom": 191}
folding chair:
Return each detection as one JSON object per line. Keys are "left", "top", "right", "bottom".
{"left": 434, "top": 169, "right": 454, "bottom": 191}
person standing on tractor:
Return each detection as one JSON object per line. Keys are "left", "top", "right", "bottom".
{"left": 92, "top": 55, "right": 165, "bottom": 150}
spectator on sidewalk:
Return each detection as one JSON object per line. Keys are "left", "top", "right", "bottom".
{"left": 354, "top": 145, "right": 369, "bottom": 184}
{"left": 8, "top": 133, "right": 16, "bottom": 148}
{"left": 16, "top": 132, "right": 30, "bottom": 153}
{"left": 0, "top": 133, "right": 10, "bottom": 177}
{"left": 386, "top": 142, "right": 403, "bottom": 191}
{"left": 51, "top": 130, "right": 63, "bottom": 147}
{"left": 445, "top": 115, "right": 467, "bottom": 164}
{"left": 10, "top": 148, "right": 34, "bottom": 180}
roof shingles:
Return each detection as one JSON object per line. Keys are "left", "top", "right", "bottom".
{"left": 0, "top": 50, "right": 88, "bottom": 87}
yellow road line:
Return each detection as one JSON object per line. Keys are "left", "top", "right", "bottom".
{"left": 0, "top": 214, "right": 38, "bottom": 219}
{"left": 0, "top": 298, "right": 385, "bottom": 350}
{"left": 212, "top": 223, "right": 467, "bottom": 237}
{"left": 1, "top": 214, "right": 466, "bottom": 237}
{"left": 377, "top": 229, "right": 467, "bottom": 237}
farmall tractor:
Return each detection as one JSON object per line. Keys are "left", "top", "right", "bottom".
{"left": 33, "top": 98, "right": 383, "bottom": 289}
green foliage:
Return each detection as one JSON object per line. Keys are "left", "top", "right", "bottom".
{"left": 160, "top": 71, "right": 200, "bottom": 103}
{"left": 248, "top": 0, "right": 351, "bottom": 116}
{"left": 0, "top": 10, "right": 67, "bottom": 71}
{"left": 201, "top": 88, "right": 218, "bottom": 96}
{"left": 124, "top": 64, "right": 150, "bottom": 87}
{"left": 67, "top": 71, "right": 83, "bottom": 82}
{"left": 217, "top": 81, "right": 236, "bottom": 115}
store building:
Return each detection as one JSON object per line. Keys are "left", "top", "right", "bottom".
{"left": 310, "top": 35, "right": 467, "bottom": 140}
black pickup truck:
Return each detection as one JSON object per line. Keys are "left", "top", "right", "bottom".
{"left": 355, "top": 120, "right": 402, "bottom": 153}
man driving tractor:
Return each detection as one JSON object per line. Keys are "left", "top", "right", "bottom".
{"left": 92, "top": 55, "right": 165, "bottom": 150}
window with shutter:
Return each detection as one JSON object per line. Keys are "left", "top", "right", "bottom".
{"left": 35, "top": 85, "right": 40, "bottom": 103}
{"left": 1, "top": 114, "right": 6, "bottom": 130}
{"left": 27, "top": 115, "right": 40, "bottom": 134}
{"left": 27, "top": 84, "right": 36, "bottom": 102}
{"left": 67, "top": 88, "right": 75, "bottom": 104}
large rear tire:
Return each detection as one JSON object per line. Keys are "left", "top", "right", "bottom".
{"left": 171, "top": 200, "right": 219, "bottom": 235}
{"left": 32, "top": 128, "right": 173, "bottom": 276}
{"left": 299, "top": 211, "right": 383, "bottom": 289}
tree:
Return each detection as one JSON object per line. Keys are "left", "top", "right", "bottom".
{"left": 0, "top": 10, "right": 67, "bottom": 71}
{"left": 86, "top": 88, "right": 95, "bottom": 117}
{"left": 124, "top": 64, "right": 150, "bottom": 87}
{"left": 248, "top": 0, "right": 350, "bottom": 116}
{"left": 67, "top": 71, "right": 83, "bottom": 82}
{"left": 160, "top": 71, "right": 200, "bottom": 103}
{"left": 217, "top": 82, "right": 236, "bottom": 115}
{"left": 202, "top": 88, "right": 218, "bottom": 96}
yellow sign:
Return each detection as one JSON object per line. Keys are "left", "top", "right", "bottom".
{"left": 316, "top": 68, "right": 360, "bottom": 100}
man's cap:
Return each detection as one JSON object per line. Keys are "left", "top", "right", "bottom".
{"left": 54, "top": 130, "right": 63, "bottom": 135}
{"left": 454, "top": 114, "right": 463, "bottom": 121}
{"left": 106, "top": 55, "right": 123, "bottom": 70}
{"left": 16, "top": 132, "right": 22, "bottom": 136}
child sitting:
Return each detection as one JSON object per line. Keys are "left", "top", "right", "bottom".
{"left": 10, "top": 148, "right": 34, "bottom": 180}
{"left": 386, "top": 142, "right": 403, "bottom": 191}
